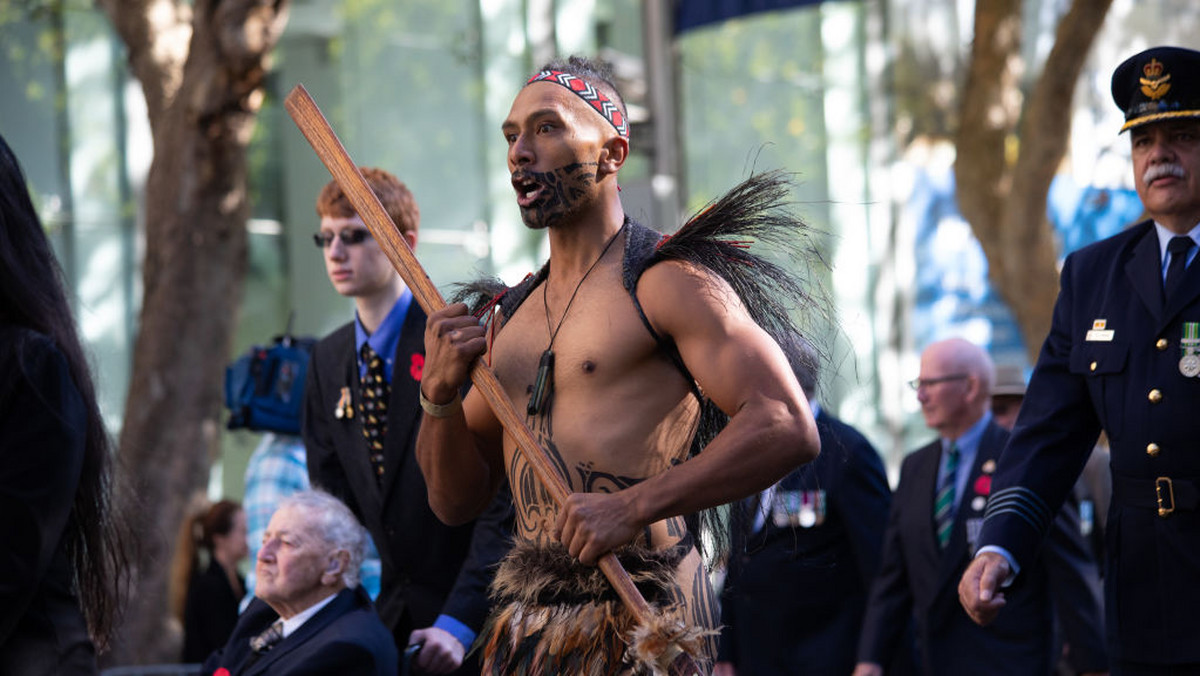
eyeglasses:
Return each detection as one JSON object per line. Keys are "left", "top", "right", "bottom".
{"left": 908, "top": 374, "right": 969, "bottom": 390}
{"left": 313, "top": 228, "right": 372, "bottom": 249}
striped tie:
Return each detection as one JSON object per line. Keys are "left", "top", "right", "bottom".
{"left": 934, "top": 443, "right": 960, "bottom": 550}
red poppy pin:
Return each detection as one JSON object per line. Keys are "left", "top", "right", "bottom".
{"left": 410, "top": 353, "right": 424, "bottom": 381}
{"left": 214, "top": 669, "right": 231, "bottom": 676}
{"left": 974, "top": 475, "right": 992, "bottom": 496}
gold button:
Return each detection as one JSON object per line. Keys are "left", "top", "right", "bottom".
{"left": 1147, "top": 443, "right": 1161, "bottom": 457}
{"left": 1157, "top": 338, "right": 1169, "bottom": 351}
{"left": 1149, "top": 389, "right": 1163, "bottom": 403}
{"left": 1090, "top": 361, "right": 1098, "bottom": 372}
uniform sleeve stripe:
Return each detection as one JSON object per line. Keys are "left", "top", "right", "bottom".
{"left": 983, "top": 505, "right": 1043, "bottom": 532}
{"left": 983, "top": 487, "right": 1053, "bottom": 534}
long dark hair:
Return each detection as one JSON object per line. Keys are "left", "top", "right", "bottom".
{"left": 0, "top": 133, "right": 130, "bottom": 649}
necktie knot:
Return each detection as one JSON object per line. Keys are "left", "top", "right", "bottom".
{"left": 1165, "top": 235, "right": 1195, "bottom": 302}
{"left": 1168, "top": 235, "right": 1195, "bottom": 256}
{"left": 250, "top": 620, "right": 284, "bottom": 654}
{"left": 361, "top": 342, "right": 382, "bottom": 368}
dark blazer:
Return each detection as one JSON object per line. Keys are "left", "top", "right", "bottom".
{"left": 858, "top": 421, "right": 1107, "bottom": 675}
{"left": 718, "top": 410, "right": 895, "bottom": 675}
{"left": 201, "top": 586, "right": 397, "bottom": 676}
{"left": 979, "top": 220, "right": 1200, "bottom": 666}
{"left": 303, "top": 304, "right": 512, "bottom": 650}
{"left": 183, "top": 560, "right": 244, "bottom": 663}
{"left": 0, "top": 327, "right": 96, "bottom": 675}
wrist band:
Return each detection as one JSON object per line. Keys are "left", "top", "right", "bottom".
{"left": 420, "top": 390, "right": 462, "bottom": 418}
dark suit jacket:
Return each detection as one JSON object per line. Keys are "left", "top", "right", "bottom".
{"left": 183, "top": 560, "right": 244, "bottom": 663}
{"left": 201, "top": 586, "right": 397, "bottom": 676}
{"left": 858, "top": 421, "right": 1107, "bottom": 675}
{"left": 303, "top": 304, "right": 512, "bottom": 650}
{"left": 0, "top": 327, "right": 96, "bottom": 675}
{"left": 718, "top": 410, "right": 896, "bottom": 675}
{"left": 979, "top": 220, "right": 1200, "bottom": 665}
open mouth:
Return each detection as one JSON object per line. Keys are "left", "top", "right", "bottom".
{"left": 512, "top": 175, "right": 546, "bottom": 208}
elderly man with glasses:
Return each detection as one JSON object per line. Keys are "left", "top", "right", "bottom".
{"left": 854, "top": 338, "right": 1106, "bottom": 676}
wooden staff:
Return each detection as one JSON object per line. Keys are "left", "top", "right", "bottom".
{"left": 285, "top": 84, "right": 703, "bottom": 676}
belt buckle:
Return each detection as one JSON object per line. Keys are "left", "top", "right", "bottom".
{"left": 1156, "top": 476, "right": 1175, "bottom": 517}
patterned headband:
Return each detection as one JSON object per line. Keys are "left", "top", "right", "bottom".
{"left": 525, "top": 70, "right": 629, "bottom": 139}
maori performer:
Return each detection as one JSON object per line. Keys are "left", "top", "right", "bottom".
{"left": 415, "top": 55, "right": 824, "bottom": 674}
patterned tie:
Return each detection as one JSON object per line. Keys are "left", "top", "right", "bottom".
{"left": 249, "top": 619, "right": 284, "bottom": 654}
{"left": 359, "top": 343, "right": 389, "bottom": 481}
{"left": 934, "top": 443, "right": 960, "bottom": 550}
{"left": 1165, "top": 235, "right": 1195, "bottom": 302}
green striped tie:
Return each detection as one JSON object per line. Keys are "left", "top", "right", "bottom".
{"left": 934, "top": 443, "right": 959, "bottom": 549}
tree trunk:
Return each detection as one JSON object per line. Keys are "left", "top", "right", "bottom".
{"left": 99, "top": 0, "right": 289, "bottom": 663}
{"left": 955, "top": 0, "right": 1112, "bottom": 363}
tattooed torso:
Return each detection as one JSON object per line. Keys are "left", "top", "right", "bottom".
{"left": 486, "top": 232, "right": 714, "bottom": 629}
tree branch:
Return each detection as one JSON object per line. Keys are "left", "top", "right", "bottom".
{"left": 1002, "top": 0, "right": 1113, "bottom": 355}
{"left": 955, "top": 0, "right": 1113, "bottom": 362}
{"left": 954, "top": 0, "right": 1021, "bottom": 251}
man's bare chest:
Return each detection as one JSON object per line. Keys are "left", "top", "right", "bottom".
{"left": 489, "top": 280, "right": 657, "bottom": 404}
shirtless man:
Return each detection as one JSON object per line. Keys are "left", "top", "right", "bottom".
{"left": 415, "top": 56, "right": 820, "bottom": 671}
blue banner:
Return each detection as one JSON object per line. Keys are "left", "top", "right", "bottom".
{"left": 675, "top": 0, "right": 827, "bottom": 33}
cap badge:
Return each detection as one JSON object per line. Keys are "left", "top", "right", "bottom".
{"left": 1140, "top": 58, "right": 1172, "bottom": 100}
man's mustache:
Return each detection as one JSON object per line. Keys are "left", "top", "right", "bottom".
{"left": 1143, "top": 163, "right": 1186, "bottom": 183}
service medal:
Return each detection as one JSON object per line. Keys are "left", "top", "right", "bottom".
{"left": 1181, "top": 353, "right": 1200, "bottom": 377}
{"left": 804, "top": 490, "right": 827, "bottom": 527}
{"left": 1181, "top": 323, "right": 1200, "bottom": 378}
{"left": 773, "top": 491, "right": 799, "bottom": 528}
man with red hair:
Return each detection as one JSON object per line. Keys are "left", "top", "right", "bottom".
{"left": 304, "top": 167, "right": 511, "bottom": 674}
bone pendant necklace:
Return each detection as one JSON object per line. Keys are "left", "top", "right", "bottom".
{"left": 527, "top": 222, "right": 626, "bottom": 415}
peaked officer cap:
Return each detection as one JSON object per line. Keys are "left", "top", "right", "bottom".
{"left": 1112, "top": 46, "right": 1200, "bottom": 132}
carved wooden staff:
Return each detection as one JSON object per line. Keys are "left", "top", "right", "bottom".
{"left": 285, "top": 84, "right": 703, "bottom": 676}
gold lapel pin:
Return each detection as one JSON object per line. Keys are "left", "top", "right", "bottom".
{"left": 335, "top": 386, "right": 354, "bottom": 419}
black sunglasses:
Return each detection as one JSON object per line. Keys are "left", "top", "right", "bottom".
{"left": 313, "top": 228, "right": 372, "bottom": 249}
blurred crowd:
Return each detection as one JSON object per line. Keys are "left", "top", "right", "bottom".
{"left": 5, "top": 43, "right": 1200, "bottom": 676}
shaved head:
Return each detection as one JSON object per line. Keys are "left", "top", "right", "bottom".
{"left": 927, "top": 338, "right": 995, "bottom": 394}
{"left": 917, "top": 338, "right": 996, "bottom": 438}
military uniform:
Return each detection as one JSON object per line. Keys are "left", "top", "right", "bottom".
{"left": 978, "top": 46, "right": 1200, "bottom": 669}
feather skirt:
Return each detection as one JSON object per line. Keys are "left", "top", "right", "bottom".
{"left": 480, "top": 540, "right": 715, "bottom": 675}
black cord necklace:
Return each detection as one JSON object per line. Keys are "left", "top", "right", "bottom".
{"left": 528, "top": 221, "right": 627, "bottom": 415}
